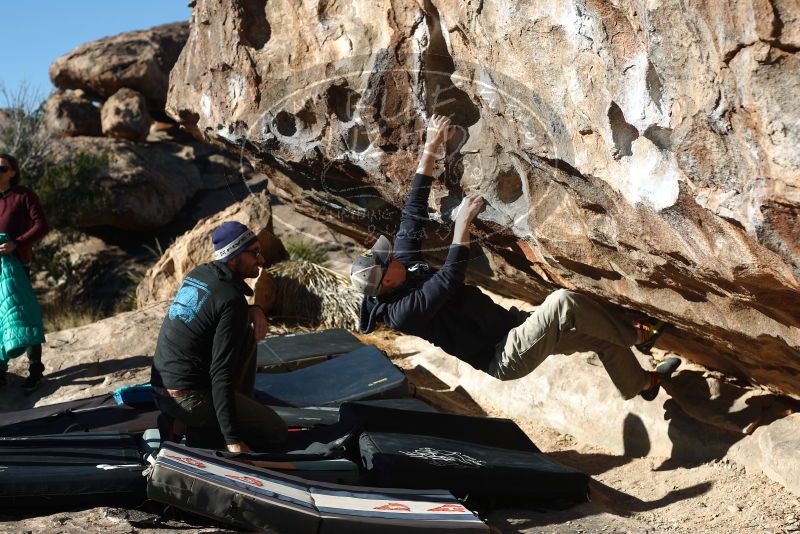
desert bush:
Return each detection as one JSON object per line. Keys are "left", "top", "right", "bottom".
{"left": 112, "top": 267, "right": 146, "bottom": 314}
{"left": 40, "top": 300, "right": 103, "bottom": 333}
{"left": 266, "top": 260, "right": 360, "bottom": 330}
{"left": 1, "top": 84, "right": 108, "bottom": 231}
{"left": 34, "top": 235, "right": 73, "bottom": 285}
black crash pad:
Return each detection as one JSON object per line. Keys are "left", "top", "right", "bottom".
{"left": 359, "top": 431, "right": 589, "bottom": 502}
{"left": 0, "top": 432, "right": 147, "bottom": 511}
{"left": 0, "top": 394, "right": 158, "bottom": 437}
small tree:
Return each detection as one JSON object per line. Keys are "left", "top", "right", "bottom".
{"left": 0, "top": 82, "right": 52, "bottom": 176}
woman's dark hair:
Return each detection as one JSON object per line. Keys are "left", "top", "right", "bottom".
{"left": 0, "top": 153, "right": 20, "bottom": 187}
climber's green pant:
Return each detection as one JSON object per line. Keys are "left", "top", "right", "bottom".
{"left": 488, "top": 289, "right": 651, "bottom": 399}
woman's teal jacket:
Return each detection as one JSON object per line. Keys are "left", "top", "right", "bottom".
{"left": 0, "top": 232, "right": 44, "bottom": 367}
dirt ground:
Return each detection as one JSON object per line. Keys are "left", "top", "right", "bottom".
{"left": 349, "top": 329, "right": 798, "bottom": 534}
{"left": 1, "top": 198, "right": 798, "bottom": 534}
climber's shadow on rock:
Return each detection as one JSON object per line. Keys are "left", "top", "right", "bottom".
{"left": 588, "top": 478, "right": 713, "bottom": 516}
{"left": 545, "top": 414, "right": 648, "bottom": 479}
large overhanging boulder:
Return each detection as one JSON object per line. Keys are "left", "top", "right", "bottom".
{"left": 166, "top": 0, "right": 800, "bottom": 397}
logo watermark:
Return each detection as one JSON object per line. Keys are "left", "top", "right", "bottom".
{"left": 230, "top": 53, "right": 569, "bottom": 257}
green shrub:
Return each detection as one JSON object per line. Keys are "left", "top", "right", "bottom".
{"left": 1, "top": 85, "right": 108, "bottom": 229}
{"left": 284, "top": 238, "right": 329, "bottom": 264}
{"left": 34, "top": 152, "right": 110, "bottom": 230}
{"left": 35, "top": 238, "right": 73, "bottom": 284}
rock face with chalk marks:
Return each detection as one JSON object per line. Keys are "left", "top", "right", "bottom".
{"left": 166, "top": 0, "right": 800, "bottom": 397}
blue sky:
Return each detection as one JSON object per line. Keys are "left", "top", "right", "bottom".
{"left": 0, "top": 1, "right": 191, "bottom": 102}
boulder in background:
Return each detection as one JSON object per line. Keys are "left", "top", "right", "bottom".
{"left": 46, "top": 135, "right": 249, "bottom": 232}
{"left": 50, "top": 22, "right": 188, "bottom": 113}
{"left": 101, "top": 88, "right": 152, "bottom": 142}
{"left": 42, "top": 90, "right": 101, "bottom": 138}
{"left": 136, "top": 190, "right": 287, "bottom": 307}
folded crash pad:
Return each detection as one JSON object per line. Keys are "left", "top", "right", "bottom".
{"left": 255, "top": 345, "right": 408, "bottom": 407}
{"left": 148, "top": 442, "right": 488, "bottom": 533}
{"left": 258, "top": 328, "right": 364, "bottom": 370}
{"left": 0, "top": 394, "right": 158, "bottom": 437}
{"left": 358, "top": 431, "right": 589, "bottom": 503}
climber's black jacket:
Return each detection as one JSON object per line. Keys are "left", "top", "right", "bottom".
{"left": 359, "top": 173, "right": 523, "bottom": 371}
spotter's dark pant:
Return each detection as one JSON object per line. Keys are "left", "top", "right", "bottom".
{"left": 153, "top": 327, "right": 288, "bottom": 450}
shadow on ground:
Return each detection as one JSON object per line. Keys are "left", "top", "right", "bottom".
{"left": 0, "top": 355, "right": 151, "bottom": 411}
{"left": 487, "top": 478, "right": 713, "bottom": 533}
{"left": 404, "top": 364, "right": 488, "bottom": 416}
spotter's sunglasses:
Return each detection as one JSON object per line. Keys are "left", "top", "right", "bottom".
{"left": 242, "top": 248, "right": 263, "bottom": 259}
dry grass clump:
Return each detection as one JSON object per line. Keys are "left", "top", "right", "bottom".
{"left": 267, "top": 260, "right": 361, "bottom": 330}
{"left": 40, "top": 301, "right": 102, "bottom": 333}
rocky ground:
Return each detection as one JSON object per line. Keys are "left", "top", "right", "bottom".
{"left": 1, "top": 203, "right": 798, "bottom": 534}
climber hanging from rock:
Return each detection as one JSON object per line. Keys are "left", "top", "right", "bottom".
{"left": 349, "top": 114, "right": 679, "bottom": 401}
